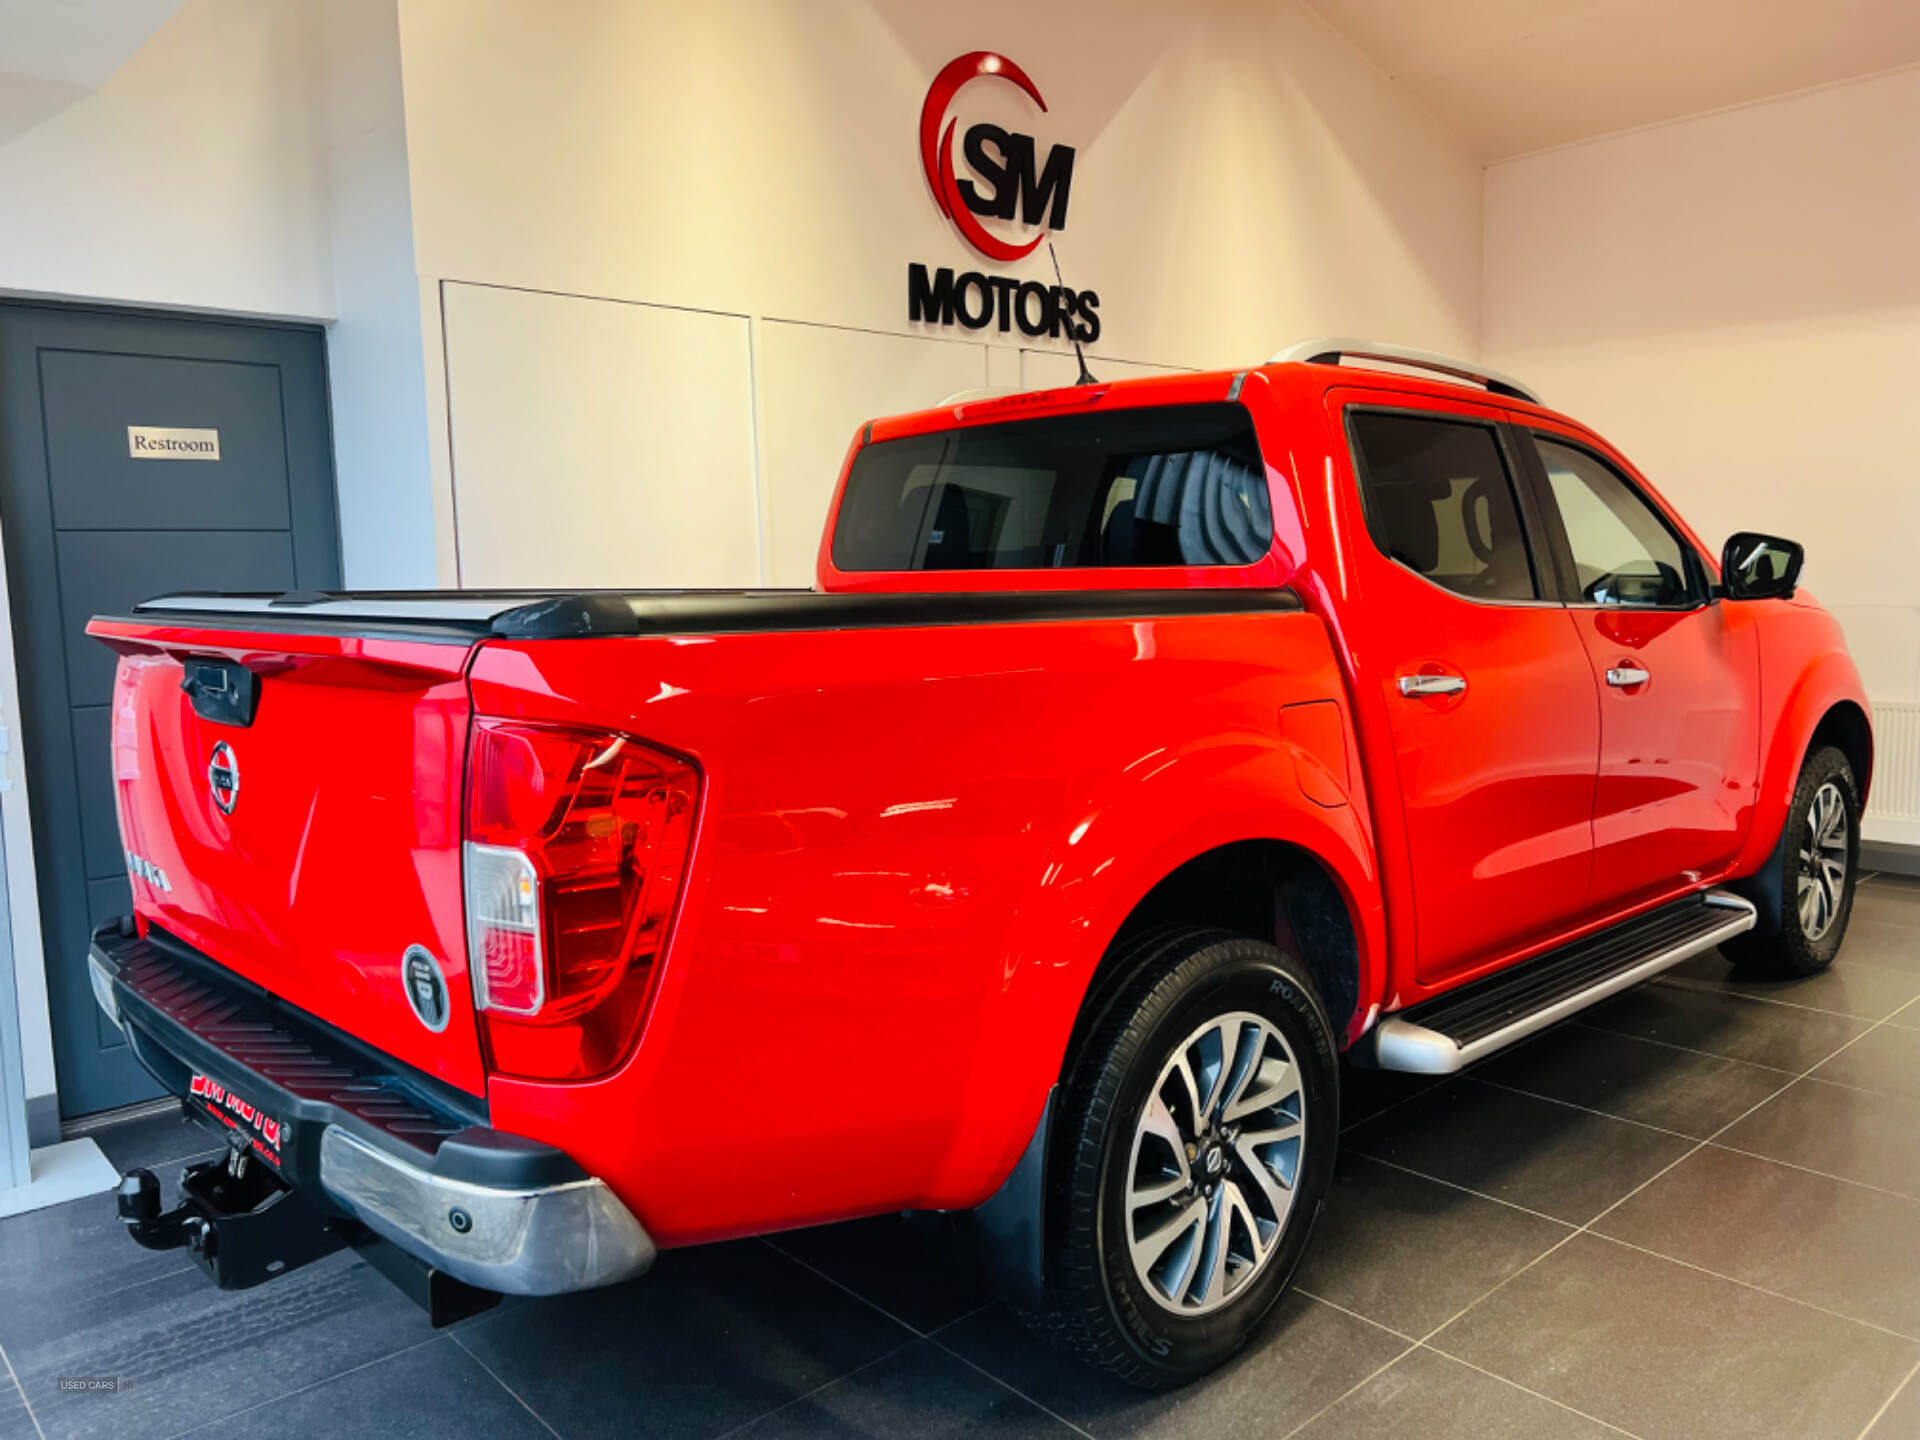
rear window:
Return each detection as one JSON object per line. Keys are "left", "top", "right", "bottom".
{"left": 831, "top": 402, "right": 1273, "bottom": 572}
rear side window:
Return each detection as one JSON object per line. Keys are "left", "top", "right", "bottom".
{"left": 1348, "top": 411, "right": 1538, "bottom": 601}
{"left": 831, "top": 403, "right": 1273, "bottom": 572}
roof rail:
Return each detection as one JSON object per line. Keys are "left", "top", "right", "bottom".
{"left": 1269, "top": 338, "right": 1543, "bottom": 406}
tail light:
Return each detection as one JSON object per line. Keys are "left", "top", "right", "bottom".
{"left": 463, "top": 719, "right": 699, "bottom": 1080}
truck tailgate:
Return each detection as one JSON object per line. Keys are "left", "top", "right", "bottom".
{"left": 90, "top": 616, "right": 485, "bottom": 1096}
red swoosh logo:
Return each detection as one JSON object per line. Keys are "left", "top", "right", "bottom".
{"left": 919, "top": 51, "right": 1050, "bottom": 262}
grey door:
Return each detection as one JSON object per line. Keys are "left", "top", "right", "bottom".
{"left": 0, "top": 303, "right": 339, "bottom": 1118}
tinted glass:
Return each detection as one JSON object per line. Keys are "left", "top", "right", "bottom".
{"left": 1348, "top": 412, "right": 1537, "bottom": 600}
{"left": 831, "top": 403, "right": 1272, "bottom": 572}
{"left": 1537, "top": 439, "right": 1695, "bottom": 607}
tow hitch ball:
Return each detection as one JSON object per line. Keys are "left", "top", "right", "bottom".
{"left": 116, "top": 1151, "right": 345, "bottom": 1290}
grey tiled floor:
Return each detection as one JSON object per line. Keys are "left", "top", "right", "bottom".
{"left": 6, "top": 876, "right": 1920, "bottom": 1438}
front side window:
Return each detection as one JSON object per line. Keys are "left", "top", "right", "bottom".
{"left": 1536, "top": 438, "right": 1696, "bottom": 607}
{"left": 830, "top": 403, "right": 1272, "bottom": 572}
{"left": 1347, "top": 411, "right": 1537, "bottom": 601}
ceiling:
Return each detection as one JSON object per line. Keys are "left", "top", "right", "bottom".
{"left": 0, "top": 0, "right": 182, "bottom": 146}
{"left": 1303, "top": 0, "right": 1920, "bottom": 160}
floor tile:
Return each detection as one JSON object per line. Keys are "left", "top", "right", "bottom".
{"left": 1431, "top": 1233, "right": 1919, "bottom": 1440}
{"left": 1866, "top": 1367, "right": 1920, "bottom": 1439}
{"left": 1579, "top": 981, "right": 1869, "bottom": 1072}
{"left": 1291, "top": 1345, "right": 1620, "bottom": 1440}
{"left": 1812, "top": 1023, "right": 1920, "bottom": 1101}
{"left": 939, "top": 1292, "right": 1407, "bottom": 1438}
{"left": 1295, "top": 1153, "right": 1571, "bottom": 1338}
{"left": 1338, "top": 1063, "right": 1438, "bottom": 1130}
{"left": 1837, "top": 918, "right": 1920, "bottom": 975}
{"left": 1717, "top": 1076, "right": 1920, "bottom": 1200}
{"left": 1663, "top": 950, "right": 1920, "bottom": 1021}
{"left": 769, "top": 1212, "right": 996, "bottom": 1334}
{"left": 1858, "top": 875, "right": 1920, "bottom": 916}
{"left": 1343, "top": 1079, "right": 1694, "bottom": 1224}
{"left": 193, "top": 1337, "right": 548, "bottom": 1440}
{"left": 79, "top": 1104, "right": 222, "bottom": 1175}
{"left": 0, "top": 1368, "right": 36, "bottom": 1440}
{"left": 0, "top": 1183, "right": 197, "bottom": 1317}
{"left": 3, "top": 1250, "right": 438, "bottom": 1440}
{"left": 732, "top": 1340, "right": 1077, "bottom": 1439}
{"left": 455, "top": 1238, "right": 913, "bottom": 1440}
{"left": 1477, "top": 1023, "right": 1789, "bottom": 1138}
{"left": 1597, "top": 1144, "right": 1920, "bottom": 1338}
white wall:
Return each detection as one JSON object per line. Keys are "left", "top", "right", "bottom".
{"left": 0, "top": 0, "right": 333, "bottom": 320}
{"left": 1484, "top": 69, "right": 1920, "bottom": 711}
{"left": 318, "top": 0, "right": 439, "bottom": 589}
{"left": 395, "top": 0, "right": 1484, "bottom": 586}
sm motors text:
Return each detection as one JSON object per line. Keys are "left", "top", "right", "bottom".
{"left": 908, "top": 263, "right": 1101, "bottom": 343}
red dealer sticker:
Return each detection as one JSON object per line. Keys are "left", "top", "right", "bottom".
{"left": 188, "top": 1072, "right": 286, "bottom": 1166}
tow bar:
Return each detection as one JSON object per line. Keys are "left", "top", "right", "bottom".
{"left": 116, "top": 1124, "right": 503, "bottom": 1325}
{"left": 116, "top": 1128, "right": 345, "bottom": 1290}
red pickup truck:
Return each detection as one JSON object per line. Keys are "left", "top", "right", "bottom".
{"left": 87, "top": 340, "right": 1870, "bottom": 1388}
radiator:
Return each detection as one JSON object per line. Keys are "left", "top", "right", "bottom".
{"left": 1867, "top": 700, "right": 1920, "bottom": 829}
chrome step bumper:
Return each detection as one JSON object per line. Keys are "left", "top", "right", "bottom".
{"left": 1371, "top": 890, "right": 1757, "bottom": 1075}
{"left": 88, "top": 920, "right": 655, "bottom": 1298}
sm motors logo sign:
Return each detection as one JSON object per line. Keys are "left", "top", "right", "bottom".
{"left": 908, "top": 51, "right": 1100, "bottom": 345}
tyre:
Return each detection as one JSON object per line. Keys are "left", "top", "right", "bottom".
{"left": 1723, "top": 744, "right": 1859, "bottom": 978}
{"left": 1026, "top": 926, "right": 1339, "bottom": 1389}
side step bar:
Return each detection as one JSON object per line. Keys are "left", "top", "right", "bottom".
{"left": 1370, "top": 890, "right": 1757, "bottom": 1074}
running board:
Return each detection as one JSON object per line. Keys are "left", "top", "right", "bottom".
{"left": 1370, "top": 890, "right": 1757, "bottom": 1074}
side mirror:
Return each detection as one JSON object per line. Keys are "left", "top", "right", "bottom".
{"left": 1721, "top": 531, "right": 1804, "bottom": 601}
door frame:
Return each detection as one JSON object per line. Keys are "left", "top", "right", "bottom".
{"left": 0, "top": 487, "right": 58, "bottom": 1145}
{"left": 0, "top": 297, "right": 338, "bottom": 1122}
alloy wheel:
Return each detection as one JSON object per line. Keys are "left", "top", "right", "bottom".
{"left": 1124, "top": 1011, "right": 1305, "bottom": 1316}
{"left": 1798, "top": 780, "right": 1849, "bottom": 941}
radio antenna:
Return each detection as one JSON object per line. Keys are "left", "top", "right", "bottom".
{"left": 1047, "top": 241, "right": 1098, "bottom": 386}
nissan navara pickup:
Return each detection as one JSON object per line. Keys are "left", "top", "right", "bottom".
{"left": 87, "top": 339, "right": 1871, "bottom": 1387}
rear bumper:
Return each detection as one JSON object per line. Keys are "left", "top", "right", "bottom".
{"left": 89, "top": 920, "right": 655, "bottom": 1296}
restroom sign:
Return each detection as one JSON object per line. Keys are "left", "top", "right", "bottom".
{"left": 128, "top": 426, "right": 220, "bottom": 460}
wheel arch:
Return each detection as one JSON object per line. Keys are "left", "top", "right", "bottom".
{"left": 1058, "top": 838, "right": 1369, "bottom": 1094}
{"left": 1812, "top": 699, "right": 1873, "bottom": 809}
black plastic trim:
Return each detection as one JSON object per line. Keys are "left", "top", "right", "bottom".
{"left": 970, "top": 1086, "right": 1054, "bottom": 1310}
{"left": 110, "top": 586, "right": 1304, "bottom": 645}
{"left": 492, "top": 586, "right": 1305, "bottom": 638}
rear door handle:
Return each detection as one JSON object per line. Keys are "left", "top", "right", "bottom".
{"left": 1398, "top": 674, "right": 1466, "bottom": 698}
{"left": 1606, "top": 665, "right": 1651, "bottom": 688}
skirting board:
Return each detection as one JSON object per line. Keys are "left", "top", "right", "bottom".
{"left": 1864, "top": 840, "right": 1920, "bottom": 879}
{"left": 0, "top": 1137, "right": 120, "bottom": 1218}
{"left": 26, "top": 1092, "right": 59, "bottom": 1149}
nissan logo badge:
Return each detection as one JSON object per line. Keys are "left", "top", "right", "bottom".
{"left": 403, "top": 945, "right": 451, "bottom": 1033}
{"left": 207, "top": 741, "right": 240, "bottom": 815}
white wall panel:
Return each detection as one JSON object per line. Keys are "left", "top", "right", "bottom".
{"left": 397, "top": 0, "right": 1483, "bottom": 372}
{"left": 757, "top": 323, "right": 987, "bottom": 586}
{"left": 443, "top": 283, "right": 760, "bottom": 589}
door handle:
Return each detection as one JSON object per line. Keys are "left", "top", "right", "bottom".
{"left": 1606, "top": 665, "right": 1651, "bottom": 688}
{"left": 1398, "top": 673, "right": 1466, "bottom": 698}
